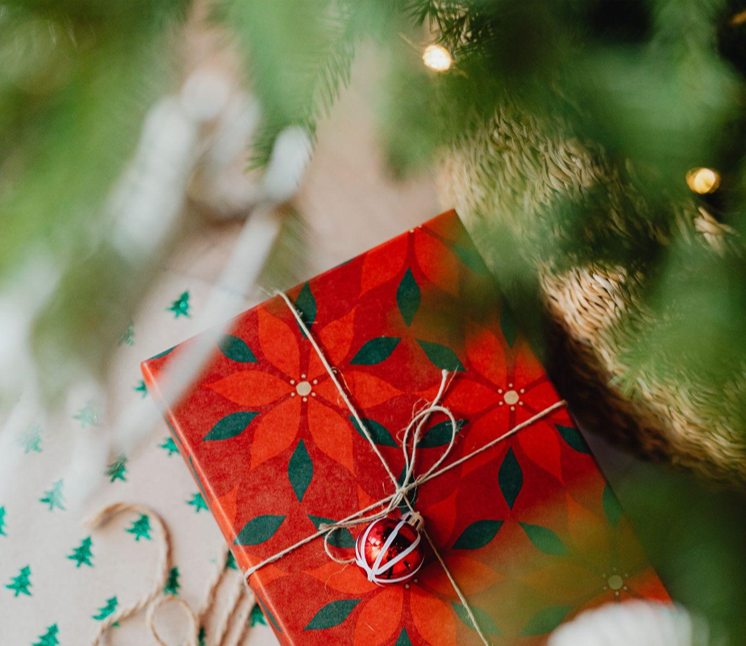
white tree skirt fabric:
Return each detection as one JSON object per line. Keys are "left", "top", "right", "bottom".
{"left": 0, "top": 267, "right": 279, "bottom": 646}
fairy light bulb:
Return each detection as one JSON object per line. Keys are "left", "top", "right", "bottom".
{"left": 686, "top": 167, "right": 720, "bottom": 195}
{"left": 422, "top": 44, "right": 453, "bottom": 72}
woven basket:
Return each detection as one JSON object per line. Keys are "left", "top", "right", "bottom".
{"left": 440, "top": 101, "right": 746, "bottom": 487}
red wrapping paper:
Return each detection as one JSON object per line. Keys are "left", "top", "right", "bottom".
{"left": 142, "top": 210, "right": 669, "bottom": 646}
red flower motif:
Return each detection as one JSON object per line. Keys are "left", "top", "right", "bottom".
{"left": 521, "top": 493, "right": 669, "bottom": 615}
{"left": 359, "top": 226, "right": 462, "bottom": 298}
{"left": 306, "top": 551, "right": 500, "bottom": 646}
{"left": 435, "top": 320, "right": 573, "bottom": 478}
{"left": 207, "top": 305, "right": 401, "bottom": 473}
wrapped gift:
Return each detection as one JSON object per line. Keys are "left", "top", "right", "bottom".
{"left": 142, "top": 210, "right": 668, "bottom": 646}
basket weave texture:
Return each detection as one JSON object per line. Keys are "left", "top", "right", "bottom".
{"left": 440, "top": 103, "right": 746, "bottom": 486}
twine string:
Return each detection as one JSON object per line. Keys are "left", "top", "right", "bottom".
{"left": 88, "top": 504, "right": 255, "bottom": 646}
{"left": 147, "top": 596, "right": 199, "bottom": 646}
{"left": 242, "top": 396, "right": 565, "bottom": 576}
{"left": 268, "top": 291, "right": 566, "bottom": 646}
{"left": 144, "top": 542, "right": 253, "bottom": 646}
{"left": 86, "top": 502, "right": 173, "bottom": 646}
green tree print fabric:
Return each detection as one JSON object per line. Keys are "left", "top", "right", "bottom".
{"left": 0, "top": 276, "right": 294, "bottom": 646}
{"left": 6, "top": 566, "right": 32, "bottom": 597}
{"left": 67, "top": 537, "right": 94, "bottom": 568}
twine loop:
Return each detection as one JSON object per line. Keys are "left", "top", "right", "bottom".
{"left": 318, "top": 371, "right": 458, "bottom": 565}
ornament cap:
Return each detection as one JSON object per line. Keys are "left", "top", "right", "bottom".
{"left": 404, "top": 511, "right": 424, "bottom": 531}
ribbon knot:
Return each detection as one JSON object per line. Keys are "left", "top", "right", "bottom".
{"left": 319, "top": 370, "right": 459, "bottom": 562}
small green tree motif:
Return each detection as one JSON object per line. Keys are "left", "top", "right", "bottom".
{"left": 118, "top": 321, "right": 135, "bottom": 346}
{"left": 159, "top": 436, "right": 178, "bottom": 456}
{"left": 126, "top": 514, "right": 151, "bottom": 541}
{"left": 105, "top": 456, "right": 128, "bottom": 483}
{"left": 249, "top": 603, "right": 267, "bottom": 627}
{"left": 187, "top": 493, "right": 208, "bottom": 513}
{"left": 19, "top": 425, "right": 42, "bottom": 454}
{"left": 33, "top": 624, "right": 60, "bottom": 646}
{"left": 163, "top": 567, "right": 180, "bottom": 596}
{"left": 5, "top": 565, "right": 32, "bottom": 597}
{"left": 198, "top": 626, "right": 207, "bottom": 646}
{"left": 133, "top": 380, "right": 147, "bottom": 397}
{"left": 73, "top": 401, "right": 100, "bottom": 427}
{"left": 93, "top": 596, "right": 118, "bottom": 620}
{"left": 68, "top": 536, "right": 94, "bottom": 568}
{"left": 167, "top": 291, "right": 191, "bottom": 318}
{"left": 0, "top": 506, "right": 6, "bottom": 537}
{"left": 39, "top": 480, "right": 66, "bottom": 511}
{"left": 225, "top": 551, "right": 237, "bottom": 571}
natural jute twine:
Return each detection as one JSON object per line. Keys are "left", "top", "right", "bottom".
{"left": 87, "top": 504, "right": 252, "bottom": 646}
{"left": 87, "top": 503, "right": 172, "bottom": 646}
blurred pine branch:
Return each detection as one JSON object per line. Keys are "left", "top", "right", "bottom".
{"left": 0, "top": 0, "right": 745, "bottom": 640}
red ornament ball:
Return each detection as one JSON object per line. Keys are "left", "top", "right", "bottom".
{"left": 355, "top": 512, "right": 425, "bottom": 585}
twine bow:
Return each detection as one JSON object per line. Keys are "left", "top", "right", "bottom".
{"left": 241, "top": 291, "right": 567, "bottom": 646}
{"left": 317, "top": 369, "right": 458, "bottom": 564}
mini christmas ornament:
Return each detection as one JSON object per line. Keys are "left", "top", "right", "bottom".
{"left": 354, "top": 512, "right": 425, "bottom": 585}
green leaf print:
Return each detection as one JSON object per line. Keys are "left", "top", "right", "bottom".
{"left": 556, "top": 425, "right": 590, "bottom": 453}
{"left": 451, "top": 602, "right": 500, "bottom": 635}
{"left": 234, "top": 515, "right": 285, "bottom": 546}
{"left": 397, "top": 269, "right": 421, "bottom": 326}
{"left": 416, "top": 339, "right": 465, "bottom": 371}
{"left": 519, "top": 523, "right": 567, "bottom": 555}
{"left": 350, "top": 337, "right": 401, "bottom": 365}
{"left": 500, "top": 305, "right": 519, "bottom": 347}
{"left": 218, "top": 335, "right": 257, "bottom": 362}
{"left": 288, "top": 440, "right": 313, "bottom": 502}
{"left": 349, "top": 416, "right": 397, "bottom": 447}
{"left": 603, "top": 484, "right": 623, "bottom": 527}
{"left": 304, "top": 599, "right": 360, "bottom": 630}
{"left": 307, "top": 516, "right": 355, "bottom": 548}
{"left": 452, "top": 520, "right": 503, "bottom": 550}
{"left": 498, "top": 448, "right": 523, "bottom": 509}
{"left": 294, "top": 282, "right": 317, "bottom": 332}
{"left": 521, "top": 606, "right": 571, "bottom": 635}
{"left": 416, "top": 419, "right": 468, "bottom": 448}
{"left": 203, "top": 412, "right": 259, "bottom": 441}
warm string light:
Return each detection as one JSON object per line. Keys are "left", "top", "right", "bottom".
{"left": 422, "top": 44, "right": 453, "bottom": 72}
{"left": 686, "top": 167, "right": 721, "bottom": 195}
{"left": 731, "top": 9, "right": 746, "bottom": 25}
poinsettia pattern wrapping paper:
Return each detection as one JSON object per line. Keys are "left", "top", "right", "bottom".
{"left": 143, "top": 211, "right": 670, "bottom": 646}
